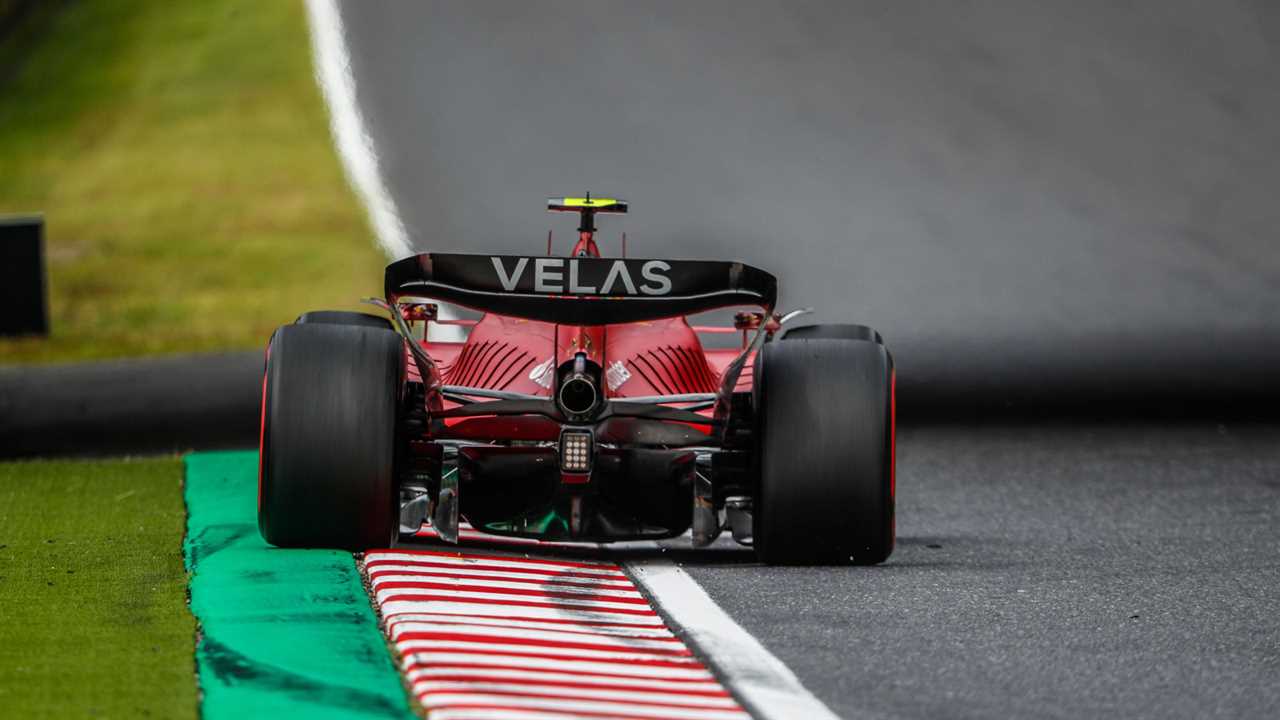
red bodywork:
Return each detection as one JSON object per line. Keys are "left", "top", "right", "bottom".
{"left": 418, "top": 318, "right": 747, "bottom": 437}
{"left": 259, "top": 200, "right": 894, "bottom": 552}
{"left": 385, "top": 225, "right": 773, "bottom": 541}
{"left": 407, "top": 231, "right": 753, "bottom": 444}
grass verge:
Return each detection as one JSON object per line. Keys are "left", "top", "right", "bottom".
{"left": 0, "top": 0, "right": 385, "bottom": 363}
{"left": 0, "top": 456, "right": 196, "bottom": 718}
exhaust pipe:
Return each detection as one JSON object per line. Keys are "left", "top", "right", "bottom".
{"left": 556, "top": 353, "right": 601, "bottom": 420}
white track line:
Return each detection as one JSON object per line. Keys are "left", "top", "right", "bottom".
{"left": 304, "top": 0, "right": 412, "bottom": 260}
{"left": 305, "top": 0, "right": 464, "bottom": 338}
{"left": 628, "top": 559, "right": 842, "bottom": 720}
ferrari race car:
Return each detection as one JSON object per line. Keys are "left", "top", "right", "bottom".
{"left": 258, "top": 197, "right": 895, "bottom": 564}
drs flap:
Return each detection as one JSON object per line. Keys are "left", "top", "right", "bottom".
{"left": 385, "top": 253, "right": 777, "bottom": 325}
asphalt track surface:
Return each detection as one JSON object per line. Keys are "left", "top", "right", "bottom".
{"left": 651, "top": 424, "right": 1280, "bottom": 719}
{"left": 332, "top": 2, "right": 1280, "bottom": 718}
{"left": 392, "top": 423, "right": 1280, "bottom": 718}
{"left": 337, "top": 0, "right": 1280, "bottom": 417}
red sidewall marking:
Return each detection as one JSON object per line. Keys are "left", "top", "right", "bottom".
{"left": 890, "top": 368, "right": 897, "bottom": 548}
{"left": 257, "top": 344, "right": 270, "bottom": 513}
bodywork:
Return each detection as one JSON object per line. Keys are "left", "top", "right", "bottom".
{"left": 376, "top": 200, "right": 788, "bottom": 547}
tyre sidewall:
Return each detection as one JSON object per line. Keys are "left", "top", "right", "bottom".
{"left": 259, "top": 324, "right": 404, "bottom": 549}
{"left": 754, "top": 337, "right": 894, "bottom": 564}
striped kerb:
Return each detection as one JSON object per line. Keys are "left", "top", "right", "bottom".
{"left": 363, "top": 549, "right": 752, "bottom": 720}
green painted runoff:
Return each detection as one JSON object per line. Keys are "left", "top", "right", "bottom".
{"left": 184, "top": 451, "right": 416, "bottom": 719}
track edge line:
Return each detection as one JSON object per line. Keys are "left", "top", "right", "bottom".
{"left": 624, "top": 558, "right": 842, "bottom": 720}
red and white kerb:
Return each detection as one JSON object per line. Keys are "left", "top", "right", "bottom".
{"left": 363, "top": 549, "right": 751, "bottom": 719}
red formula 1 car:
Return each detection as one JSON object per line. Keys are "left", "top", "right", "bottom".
{"left": 258, "top": 197, "right": 894, "bottom": 564}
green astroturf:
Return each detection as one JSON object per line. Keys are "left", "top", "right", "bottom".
{"left": 0, "top": 456, "right": 197, "bottom": 719}
{"left": 184, "top": 451, "right": 416, "bottom": 719}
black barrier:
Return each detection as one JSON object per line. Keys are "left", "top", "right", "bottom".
{"left": 2, "top": 329, "right": 1278, "bottom": 458}
{"left": 0, "top": 215, "right": 48, "bottom": 336}
{"left": 0, "top": 351, "right": 263, "bottom": 458}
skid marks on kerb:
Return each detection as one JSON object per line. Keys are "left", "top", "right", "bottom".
{"left": 363, "top": 549, "right": 751, "bottom": 719}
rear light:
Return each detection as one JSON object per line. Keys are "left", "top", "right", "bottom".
{"left": 559, "top": 429, "right": 593, "bottom": 473}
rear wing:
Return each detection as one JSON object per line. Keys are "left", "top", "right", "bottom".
{"left": 385, "top": 253, "right": 776, "bottom": 325}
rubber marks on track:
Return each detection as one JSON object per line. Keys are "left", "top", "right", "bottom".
{"left": 363, "top": 549, "right": 751, "bottom": 719}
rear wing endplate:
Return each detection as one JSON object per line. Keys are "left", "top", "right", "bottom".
{"left": 385, "top": 253, "right": 776, "bottom": 325}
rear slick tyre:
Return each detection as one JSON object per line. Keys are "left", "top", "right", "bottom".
{"left": 754, "top": 337, "right": 895, "bottom": 565}
{"left": 258, "top": 323, "right": 405, "bottom": 550}
{"left": 782, "top": 323, "right": 882, "bottom": 344}
{"left": 295, "top": 310, "right": 393, "bottom": 331}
